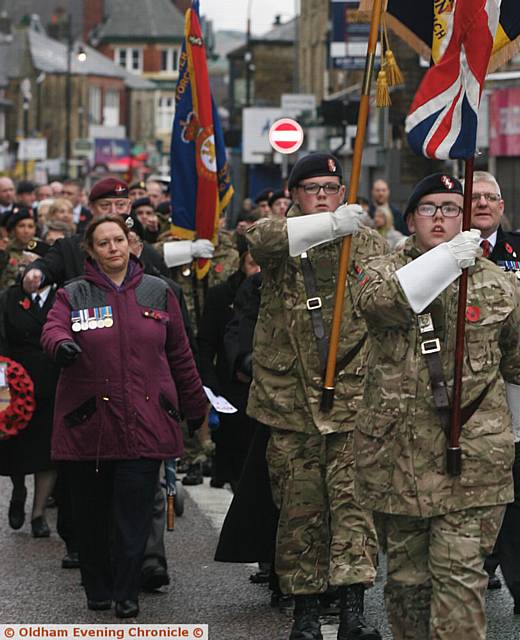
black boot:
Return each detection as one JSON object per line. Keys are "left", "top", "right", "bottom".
{"left": 182, "top": 463, "right": 203, "bottom": 486}
{"left": 337, "top": 584, "right": 381, "bottom": 640}
{"left": 289, "top": 595, "right": 322, "bottom": 640}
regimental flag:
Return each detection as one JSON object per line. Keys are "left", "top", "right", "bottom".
{"left": 405, "top": 0, "right": 500, "bottom": 159}
{"left": 170, "top": 0, "right": 234, "bottom": 279}
{"left": 358, "top": 0, "right": 520, "bottom": 72}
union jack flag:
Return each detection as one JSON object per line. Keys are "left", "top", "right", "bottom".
{"left": 405, "top": 0, "right": 500, "bottom": 160}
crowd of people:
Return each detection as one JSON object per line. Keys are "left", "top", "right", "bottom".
{"left": 0, "top": 159, "right": 519, "bottom": 639}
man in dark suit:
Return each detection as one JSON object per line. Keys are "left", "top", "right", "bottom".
{"left": 470, "top": 170, "right": 520, "bottom": 261}
{"left": 470, "top": 170, "right": 520, "bottom": 613}
{"left": 62, "top": 179, "right": 92, "bottom": 235}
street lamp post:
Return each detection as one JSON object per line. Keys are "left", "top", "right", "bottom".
{"left": 20, "top": 78, "right": 32, "bottom": 180}
{"left": 65, "top": 15, "right": 72, "bottom": 178}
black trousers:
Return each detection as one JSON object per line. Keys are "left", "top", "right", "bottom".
{"left": 485, "top": 441, "right": 520, "bottom": 602}
{"left": 67, "top": 458, "right": 160, "bottom": 602}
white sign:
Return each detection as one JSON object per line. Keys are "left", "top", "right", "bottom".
{"left": 242, "top": 107, "right": 283, "bottom": 164}
{"left": 281, "top": 93, "right": 316, "bottom": 117}
{"left": 269, "top": 118, "right": 304, "bottom": 155}
{"left": 18, "top": 138, "right": 47, "bottom": 161}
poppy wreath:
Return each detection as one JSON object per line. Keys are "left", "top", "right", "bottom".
{"left": 0, "top": 356, "right": 35, "bottom": 440}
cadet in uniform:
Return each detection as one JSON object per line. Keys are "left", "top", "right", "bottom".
{"left": 354, "top": 173, "right": 520, "bottom": 640}
{"left": 468, "top": 170, "right": 520, "bottom": 607}
{"left": 247, "top": 153, "right": 385, "bottom": 640}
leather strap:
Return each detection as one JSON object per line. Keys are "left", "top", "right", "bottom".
{"left": 300, "top": 252, "right": 328, "bottom": 374}
{"left": 418, "top": 312, "right": 451, "bottom": 437}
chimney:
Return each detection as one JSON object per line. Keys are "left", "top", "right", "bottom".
{"left": 273, "top": 15, "right": 282, "bottom": 26}
{"left": 83, "top": 0, "right": 104, "bottom": 42}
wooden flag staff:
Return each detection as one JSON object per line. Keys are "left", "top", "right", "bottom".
{"left": 321, "top": 0, "right": 384, "bottom": 412}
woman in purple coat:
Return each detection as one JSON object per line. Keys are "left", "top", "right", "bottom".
{"left": 42, "top": 215, "right": 207, "bottom": 619}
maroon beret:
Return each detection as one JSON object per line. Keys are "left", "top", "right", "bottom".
{"left": 89, "top": 178, "right": 129, "bottom": 202}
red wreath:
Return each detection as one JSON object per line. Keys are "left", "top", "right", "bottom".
{"left": 0, "top": 356, "right": 35, "bottom": 440}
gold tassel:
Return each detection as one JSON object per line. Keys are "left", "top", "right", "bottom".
{"left": 376, "top": 69, "right": 391, "bottom": 107}
{"left": 385, "top": 49, "right": 404, "bottom": 86}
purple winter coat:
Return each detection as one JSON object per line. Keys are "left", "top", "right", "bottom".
{"left": 41, "top": 257, "right": 207, "bottom": 462}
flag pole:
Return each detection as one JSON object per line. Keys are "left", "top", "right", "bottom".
{"left": 447, "top": 155, "right": 474, "bottom": 475}
{"left": 321, "top": 0, "right": 384, "bottom": 412}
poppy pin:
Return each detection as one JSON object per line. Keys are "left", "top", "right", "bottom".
{"left": 19, "top": 298, "right": 31, "bottom": 310}
{"left": 214, "top": 263, "right": 223, "bottom": 273}
{"left": 466, "top": 306, "right": 480, "bottom": 323}
{"left": 505, "top": 242, "right": 514, "bottom": 255}
{"left": 9, "top": 258, "right": 17, "bottom": 266}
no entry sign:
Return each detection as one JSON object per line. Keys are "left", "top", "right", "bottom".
{"left": 268, "top": 118, "right": 304, "bottom": 154}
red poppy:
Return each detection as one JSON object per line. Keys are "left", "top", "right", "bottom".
{"left": 9, "top": 257, "right": 17, "bottom": 266}
{"left": 466, "top": 306, "right": 480, "bottom": 323}
{"left": 19, "top": 298, "right": 31, "bottom": 310}
{"left": 214, "top": 263, "right": 223, "bottom": 273}
{"left": 505, "top": 242, "right": 514, "bottom": 254}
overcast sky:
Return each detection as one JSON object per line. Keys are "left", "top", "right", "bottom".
{"left": 201, "top": 0, "right": 297, "bottom": 35}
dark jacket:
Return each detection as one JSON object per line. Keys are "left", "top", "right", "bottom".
{"left": 29, "top": 233, "right": 169, "bottom": 287}
{"left": 41, "top": 257, "right": 207, "bottom": 462}
{"left": 197, "top": 269, "right": 245, "bottom": 397}
{"left": 0, "top": 285, "right": 59, "bottom": 399}
{"left": 489, "top": 226, "right": 520, "bottom": 263}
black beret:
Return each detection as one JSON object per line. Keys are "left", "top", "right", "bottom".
{"left": 128, "top": 180, "right": 147, "bottom": 192}
{"left": 254, "top": 188, "right": 273, "bottom": 204}
{"left": 132, "top": 197, "right": 153, "bottom": 211}
{"left": 268, "top": 190, "right": 288, "bottom": 207}
{"left": 123, "top": 214, "right": 145, "bottom": 240}
{"left": 25, "top": 238, "right": 50, "bottom": 257}
{"left": 288, "top": 153, "right": 343, "bottom": 190}
{"left": 16, "top": 180, "right": 36, "bottom": 194}
{"left": 6, "top": 206, "right": 33, "bottom": 231}
{"left": 404, "top": 173, "right": 464, "bottom": 218}
{"left": 89, "top": 177, "right": 129, "bottom": 202}
{"left": 156, "top": 201, "right": 171, "bottom": 217}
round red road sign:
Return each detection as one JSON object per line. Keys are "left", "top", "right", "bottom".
{"left": 268, "top": 118, "right": 304, "bottom": 154}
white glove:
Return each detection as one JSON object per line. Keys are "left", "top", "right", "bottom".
{"left": 446, "top": 230, "right": 482, "bottom": 269}
{"left": 506, "top": 382, "right": 520, "bottom": 443}
{"left": 287, "top": 204, "right": 362, "bottom": 257}
{"left": 163, "top": 239, "right": 215, "bottom": 268}
{"left": 23, "top": 268, "right": 43, "bottom": 293}
{"left": 191, "top": 239, "right": 215, "bottom": 259}
{"left": 395, "top": 229, "right": 481, "bottom": 314}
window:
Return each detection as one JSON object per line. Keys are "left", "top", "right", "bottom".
{"left": 103, "top": 90, "right": 120, "bottom": 127}
{"left": 157, "top": 95, "right": 176, "bottom": 132}
{"left": 160, "top": 47, "right": 180, "bottom": 73}
{"left": 89, "top": 86, "right": 102, "bottom": 124}
{"left": 114, "top": 47, "right": 143, "bottom": 73}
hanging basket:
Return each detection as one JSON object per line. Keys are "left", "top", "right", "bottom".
{"left": 0, "top": 356, "right": 35, "bottom": 440}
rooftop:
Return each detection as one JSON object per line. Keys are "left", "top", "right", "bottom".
{"left": 96, "top": 0, "right": 185, "bottom": 43}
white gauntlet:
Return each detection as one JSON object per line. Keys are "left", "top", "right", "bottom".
{"left": 287, "top": 204, "right": 362, "bottom": 257}
{"left": 164, "top": 239, "right": 215, "bottom": 268}
{"left": 395, "top": 230, "right": 481, "bottom": 313}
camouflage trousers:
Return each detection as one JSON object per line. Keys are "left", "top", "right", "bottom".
{"left": 266, "top": 428, "right": 378, "bottom": 595}
{"left": 181, "top": 421, "right": 208, "bottom": 465}
{"left": 376, "top": 505, "right": 505, "bottom": 640}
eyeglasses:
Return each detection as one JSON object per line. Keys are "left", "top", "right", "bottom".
{"left": 416, "top": 203, "right": 463, "bottom": 218}
{"left": 297, "top": 182, "right": 341, "bottom": 195}
{"left": 96, "top": 200, "right": 130, "bottom": 213}
{"left": 471, "top": 192, "right": 501, "bottom": 203}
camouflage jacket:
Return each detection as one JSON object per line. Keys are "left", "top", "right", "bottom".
{"left": 354, "top": 236, "right": 520, "bottom": 517}
{"left": 0, "top": 240, "right": 36, "bottom": 290}
{"left": 156, "top": 231, "right": 239, "bottom": 330}
{"left": 246, "top": 204, "right": 387, "bottom": 434}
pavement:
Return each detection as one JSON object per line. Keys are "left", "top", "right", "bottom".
{"left": 1, "top": 474, "right": 520, "bottom": 639}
